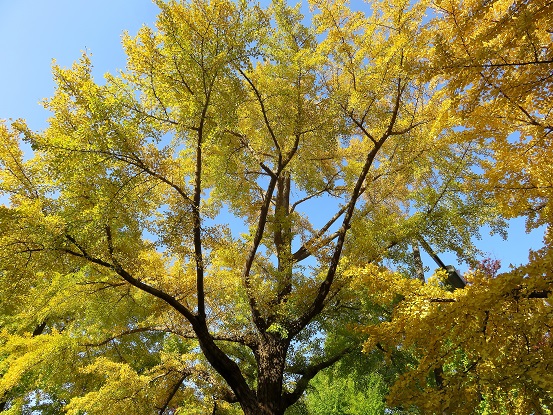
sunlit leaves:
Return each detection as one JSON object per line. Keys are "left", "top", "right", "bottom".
{"left": 354, "top": 262, "right": 553, "bottom": 413}
{"left": 1, "top": 0, "right": 550, "bottom": 413}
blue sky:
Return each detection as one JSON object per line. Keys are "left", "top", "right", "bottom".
{"left": 0, "top": 0, "right": 158, "bottom": 128}
{"left": 0, "top": 0, "right": 545, "bottom": 276}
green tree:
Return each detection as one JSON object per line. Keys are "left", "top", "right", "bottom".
{"left": 302, "top": 364, "right": 386, "bottom": 415}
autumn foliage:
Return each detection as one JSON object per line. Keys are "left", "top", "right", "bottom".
{"left": 0, "top": 0, "right": 551, "bottom": 414}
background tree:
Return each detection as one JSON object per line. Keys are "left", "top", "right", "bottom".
{"left": 0, "top": 0, "right": 540, "bottom": 414}
{"left": 287, "top": 360, "right": 387, "bottom": 415}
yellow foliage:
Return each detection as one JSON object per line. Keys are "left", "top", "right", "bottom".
{"left": 354, "top": 262, "right": 553, "bottom": 413}
{"left": 64, "top": 358, "right": 154, "bottom": 415}
{"left": 1, "top": 0, "right": 551, "bottom": 413}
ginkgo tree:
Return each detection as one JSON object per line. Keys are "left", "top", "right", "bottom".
{"left": 0, "top": 0, "right": 541, "bottom": 414}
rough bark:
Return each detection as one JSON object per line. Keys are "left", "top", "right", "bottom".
{"left": 254, "top": 336, "right": 290, "bottom": 415}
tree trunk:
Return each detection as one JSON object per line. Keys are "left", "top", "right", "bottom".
{"left": 413, "top": 245, "right": 425, "bottom": 283}
{"left": 243, "top": 335, "right": 289, "bottom": 415}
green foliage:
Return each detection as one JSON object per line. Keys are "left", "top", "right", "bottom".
{"left": 304, "top": 363, "right": 386, "bottom": 415}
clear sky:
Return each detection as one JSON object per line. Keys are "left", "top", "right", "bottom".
{"left": 0, "top": 0, "right": 545, "bottom": 276}
{"left": 0, "top": 0, "right": 158, "bottom": 129}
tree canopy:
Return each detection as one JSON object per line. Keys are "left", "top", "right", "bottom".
{"left": 0, "top": 0, "right": 551, "bottom": 414}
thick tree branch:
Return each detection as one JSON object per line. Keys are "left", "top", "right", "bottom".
{"left": 413, "top": 245, "right": 425, "bottom": 283}
{"left": 63, "top": 235, "right": 257, "bottom": 407}
{"left": 344, "top": 107, "right": 378, "bottom": 145}
{"left": 386, "top": 78, "right": 406, "bottom": 137}
{"left": 242, "top": 174, "right": 279, "bottom": 331}
{"left": 528, "top": 290, "right": 551, "bottom": 298}
{"left": 289, "top": 74, "right": 406, "bottom": 335}
{"left": 429, "top": 298, "right": 457, "bottom": 303}
{"left": 41, "top": 144, "right": 195, "bottom": 207}
{"left": 64, "top": 234, "right": 198, "bottom": 324}
{"left": 291, "top": 201, "right": 352, "bottom": 263}
{"left": 32, "top": 321, "right": 47, "bottom": 336}
{"left": 282, "top": 347, "right": 353, "bottom": 408}
{"left": 195, "top": 97, "right": 209, "bottom": 320}
{"left": 274, "top": 173, "right": 293, "bottom": 303}
{"left": 289, "top": 141, "right": 384, "bottom": 336}
{"left": 170, "top": 328, "right": 258, "bottom": 349}
{"left": 292, "top": 231, "right": 341, "bottom": 263}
